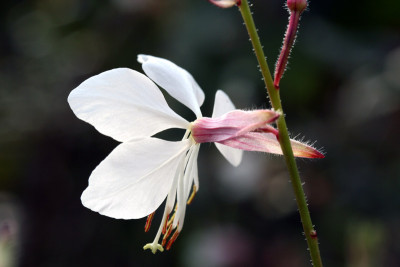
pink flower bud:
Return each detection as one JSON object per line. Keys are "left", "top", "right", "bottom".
{"left": 287, "top": 0, "right": 307, "bottom": 13}
{"left": 274, "top": 0, "right": 307, "bottom": 89}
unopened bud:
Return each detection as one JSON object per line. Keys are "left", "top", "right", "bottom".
{"left": 274, "top": 0, "right": 307, "bottom": 89}
{"left": 208, "top": 0, "right": 241, "bottom": 8}
{"left": 287, "top": 0, "right": 307, "bottom": 13}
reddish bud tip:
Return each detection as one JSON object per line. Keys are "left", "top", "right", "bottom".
{"left": 287, "top": 0, "right": 307, "bottom": 13}
{"left": 209, "top": 0, "right": 240, "bottom": 8}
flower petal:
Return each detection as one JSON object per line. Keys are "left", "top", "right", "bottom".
{"left": 218, "top": 132, "right": 325, "bottom": 158}
{"left": 212, "top": 90, "right": 235, "bottom": 118}
{"left": 138, "top": 55, "right": 205, "bottom": 118}
{"left": 191, "top": 145, "right": 200, "bottom": 191}
{"left": 184, "top": 145, "right": 200, "bottom": 199}
{"left": 212, "top": 90, "right": 243, "bottom": 166}
{"left": 209, "top": 0, "right": 238, "bottom": 8}
{"left": 68, "top": 68, "right": 189, "bottom": 142}
{"left": 215, "top": 143, "right": 243, "bottom": 166}
{"left": 81, "top": 138, "right": 191, "bottom": 219}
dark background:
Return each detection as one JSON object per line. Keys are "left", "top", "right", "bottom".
{"left": 0, "top": 0, "right": 399, "bottom": 266}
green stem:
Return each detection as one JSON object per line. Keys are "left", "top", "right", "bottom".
{"left": 238, "top": 1, "right": 323, "bottom": 266}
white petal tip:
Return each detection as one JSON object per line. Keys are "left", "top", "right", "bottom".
{"left": 212, "top": 90, "right": 236, "bottom": 118}
{"left": 228, "top": 154, "right": 242, "bottom": 167}
{"left": 215, "top": 143, "right": 243, "bottom": 167}
{"left": 231, "top": 159, "right": 242, "bottom": 167}
{"left": 137, "top": 54, "right": 148, "bottom": 64}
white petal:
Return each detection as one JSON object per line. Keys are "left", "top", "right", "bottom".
{"left": 212, "top": 90, "right": 243, "bottom": 166}
{"left": 192, "top": 150, "right": 199, "bottom": 190}
{"left": 81, "top": 138, "right": 191, "bottom": 219}
{"left": 215, "top": 143, "right": 243, "bottom": 167}
{"left": 212, "top": 90, "right": 236, "bottom": 118}
{"left": 68, "top": 68, "right": 189, "bottom": 142}
{"left": 138, "top": 55, "right": 204, "bottom": 118}
{"left": 184, "top": 145, "right": 199, "bottom": 199}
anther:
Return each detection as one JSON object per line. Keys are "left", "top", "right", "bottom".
{"left": 144, "top": 212, "right": 155, "bottom": 232}
{"left": 187, "top": 185, "right": 197, "bottom": 205}
{"left": 162, "top": 224, "right": 173, "bottom": 247}
{"left": 166, "top": 230, "right": 180, "bottom": 250}
{"left": 162, "top": 214, "right": 170, "bottom": 235}
{"left": 167, "top": 212, "right": 176, "bottom": 228}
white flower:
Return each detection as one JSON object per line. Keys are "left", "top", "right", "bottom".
{"left": 67, "top": 55, "right": 242, "bottom": 254}
{"left": 68, "top": 55, "right": 323, "bottom": 254}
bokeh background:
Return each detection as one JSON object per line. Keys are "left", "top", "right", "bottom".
{"left": 1, "top": 0, "right": 399, "bottom": 266}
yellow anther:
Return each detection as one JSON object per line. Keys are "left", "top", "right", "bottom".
{"left": 167, "top": 211, "right": 176, "bottom": 227}
{"left": 162, "top": 224, "right": 173, "bottom": 247}
{"left": 187, "top": 185, "right": 197, "bottom": 204}
{"left": 144, "top": 212, "right": 155, "bottom": 232}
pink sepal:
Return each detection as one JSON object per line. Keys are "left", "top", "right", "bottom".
{"left": 191, "top": 109, "right": 279, "bottom": 143}
{"left": 218, "top": 132, "right": 324, "bottom": 159}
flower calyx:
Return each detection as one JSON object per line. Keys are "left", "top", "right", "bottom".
{"left": 191, "top": 108, "right": 324, "bottom": 159}
{"left": 191, "top": 109, "right": 280, "bottom": 144}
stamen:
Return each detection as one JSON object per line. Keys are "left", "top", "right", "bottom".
{"left": 187, "top": 185, "right": 197, "bottom": 205}
{"left": 182, "top": 129, "right": 191, "bottom": 140}
{"left": 162, "top": 214, "right": 170, "bottom": 235}
{"left": 144, "top": 212, "right": 155, "bottom": 232}
{"left": 143, "top": 196, "right": 173, "bottom": 254}
{"left": 166, "top": 230, "right": 180, "bottom": 250}
{"left": 167, "top": 209, "right": 177, "bottom": 227}
{"left": 162, "top": 224, "right": 173, "bottom": 246}
{"left": 143, "top": 144, "right": 190, "bottom": 254}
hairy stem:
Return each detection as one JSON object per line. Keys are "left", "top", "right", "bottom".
{"left": 238, "top": 1, "right": 323, "bottom": 266}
